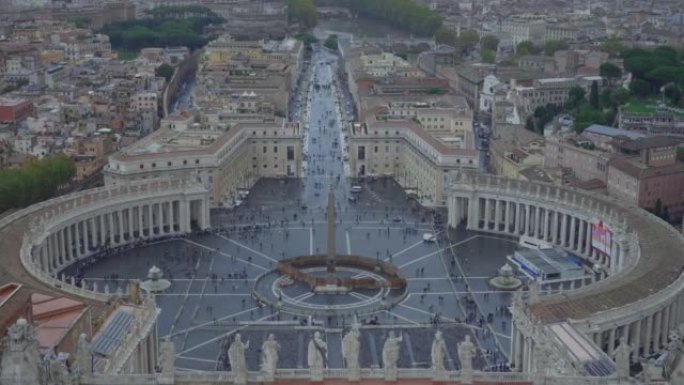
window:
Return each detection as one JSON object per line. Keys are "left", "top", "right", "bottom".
{"left": 140, "top": 164, "right": 144, "bottom": 169}
{"left": 167, "top": 162, "right": 172, "bottom": 166}
{"left": 358, "top": 146, "right": 365, "bottom": 160}
{"left": 263, "top": 146, "right": 267, "bottom": 153}
{"left": 152, "top": 163, "right": 156, "bottom": 168}
{"left": 374, "top": 146, "right": 378, "bottom": 153}
{"left": 287, "top": 146, "right": 295, "bottom": 160}
{"left": 195, "top": 159, "right": 199, "bottom": 164}
{"left": 273, "top": 146, "right": 278, "bottom": 154}
{"left": 183, "top": 160, "right": 187, "bottom": 165}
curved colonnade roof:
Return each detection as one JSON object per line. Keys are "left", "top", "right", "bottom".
{"left": 529, "top": 205, "right": 684, "bottom": 324}
{"left": 449, "top": 172, "right": 684, "bottom": 325}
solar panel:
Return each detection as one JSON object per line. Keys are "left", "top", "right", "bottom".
{"left": 90, "top": 310, "right": 135, "bottom": 357}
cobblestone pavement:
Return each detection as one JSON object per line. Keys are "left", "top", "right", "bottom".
{"left": 67, "top": 46, "right": 523, "bottom": 373}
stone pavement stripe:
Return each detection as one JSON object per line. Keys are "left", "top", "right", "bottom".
{"left": 383, "top": 240, "right": 423, "bottom": 262}
{"left": 183, "top": 239, "right": 268, "bottom": 271}
{"left": 383, "top": 310, "right": 419, "bottom": 325}
{"left": 216, "top": 234, "right": 278, "bottom": 263}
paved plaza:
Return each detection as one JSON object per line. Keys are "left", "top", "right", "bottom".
{"left": 65, "top": 47, "right": 525, "bottom": 373}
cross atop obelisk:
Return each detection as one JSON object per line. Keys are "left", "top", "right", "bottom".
{"left": 326, "top": 187, "right": 336, "bottom": 279}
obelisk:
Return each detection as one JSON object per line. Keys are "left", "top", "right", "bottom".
{"left": 326, "top": 187, "right": 336, "bottom": 282}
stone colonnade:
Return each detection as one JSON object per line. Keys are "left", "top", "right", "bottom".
{"left": 448, "top": 194, "right": 628, "bottom": 276}
{"left": 30, "top": 192, "right": 210, "bottom": 277}
{"left": 446, "top": 176, "right": 684, "bottom": 372}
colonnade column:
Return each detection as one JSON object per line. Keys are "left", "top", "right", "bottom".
{"left": 662, "top": 306, "right": 671, "bottom": 348}
{"left": 525, "top": 204, "right": 531, "bottom": 236}
{"left": 632, "top": 319, "right": 642, "bottom": 356}
{"left": 158, "top": 203, "right": 163, "bottom": 234}
{"left": 66, "top": 225, "right": 74, "bottom": 262}
{"left": 645, "top": 314, "right": 653, "bottom": 354}
{"left": 494, "top": 200, "right": 501, "bottom": 231}
{"left": 169, "top": 201, "right": 176, "bottom": 233}
{"left": 570, "top": 216, "right": 577, "bottom": 251}
{"left": 107, "top": 212, "right": 114, "bottom": 245}
{"left": 148, "top": 204, "right": 154, "bottom": 235}
{"left": 506, "top": 201, "right": 513, "bottom": 232}
{"left": 484, "top": 198, "right": 491, "bottom": 230}
{"left": 542, "top": 209, "right": 550, "bottom": 241}
{"left": 585, "top": 221, "right": 593, "bottom": 255}
{"left": 560, "top": 213, "right": 568, "bottom": 247}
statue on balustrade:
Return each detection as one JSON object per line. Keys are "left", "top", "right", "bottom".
{"left": 260, "top": 333, "right": 280, "bottom": 381}
{"left": 458, "top": 335, "right": 476, "bottom": 384}
{"left": 308, "top": 331, "right": 327, "bottom": 370}
{"left": 160, "top": 336, "right": 175, "bottom": 374}
{"left": 431, "top": 330, "right": 447, "bottom": 371}
{"left": 665, "top": 330, "right": 684, "bottom": 380}
{"left": 612, "top": 336, "right": 630, "bottom": 379}
{"left": 342, "top": 324, "right": 361, "bottom": 380}
{"left": 382, "top": 330, "right": 403, "bottom": 380}
{"left": 228, "top": 333, "right": 250, "bottom": 385}
{"left": 74, "top": 333, "right": 90, "bottom": 377}
{"left": 0, "top": 318, "right": 45, "bottom": 385}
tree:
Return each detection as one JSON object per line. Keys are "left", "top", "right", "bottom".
{"left": 544, "top": 40, "right": 568, "bottom": 56}
{"left": 481, "top": 48, "right": 496, "bottom": 63}
{"left": 590, "top": 80, "right": 600, "bottom": 109}
{"left": 630, "top": 78, "right": 651, "bottom": 98}
{"left": 295, "top": 32, "right": 318, "bottom": 46}
{"left": 480, "top": 35, "right": 499, "bottom": 52}
{"left": 0, "top": 154, "right": 75, "bottom": 213}
{"left": 456, "top": 30, "right": 480, "bottom": 54}
{"left": 288, "top": 0, "right": 317, "bottom": 29}
{"left": 663, "top": 84, "right": 682, "bottom": 105}
{"left": 516, "top": 40, "right": 537, "bottom": 56}
{"left": 324, "top": 34, "right": 338, "bottom": 51}
{"left": 601, "top": 36, "right": 623, "bottom": 58}
{"left": 155, "top": 63, "right": 175, "bottom": 82}
{"left": 574, "top": 105, "right": 606, "bottom": 132}
{"left": 334, "top": 0, "right": 441, "bottom": 37}
{"left": 612, "top": 87, "right": 631, "bottom": 108}
{"left": 600, "top": 89, "right": 613, "bottom": 109}
{"left": 566, "top": 86, "right": 587, "bottom": 111}
{"left": 599, "top": 62, "right": 622, "bottom": 86}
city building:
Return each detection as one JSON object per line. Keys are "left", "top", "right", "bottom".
{"left": 0, "top": 97, "right": 34, "bottom": 123}
{"left": 104, "top": 118, "right": 303, "bottom": 207}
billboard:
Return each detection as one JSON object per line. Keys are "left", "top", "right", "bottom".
{"left": 591, "top": 219, "right": 613, "bottom": 257}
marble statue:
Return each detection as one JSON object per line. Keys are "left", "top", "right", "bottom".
{"left": 665, "top": 330, "right": 684, "bottom": 379}
{"left": 74, "top": 333, "right": 90, "bottom": 376}
{"left": 228, "top": 333, "right": 250, "bottom": 385}
{"left": 382, "top": 330, "right": 403, "bottom": 381}
{"left": 533, "top": 341, "right": 551, "bottom": 378}
{"left": 458, "top": 335, "right": 476, "bottom": 384}
{"left": 342, "top": 324, "right": 361, "bottom": 381}
{"left": 260, "top": 334, "right": 280, "bottom": 381}
{"left": 1, "top": 318, "right": 44, "bottom": 385}
{"left": 431, "top": 330, "right": 447, "bottom": 371}
{"left": 160, "top": 336, "right": 175, "bottom": 374}
{"left": 307, "top": 331, "right": 327, "bottom": 369}
{"left": 307, "top": 331, "right": 327, "bottom": 380}
{"left": 46, "top": 352, "right": 72, "bottom": 385}
{"left": 612, "top": 337, "right": 630, "bottom": 379}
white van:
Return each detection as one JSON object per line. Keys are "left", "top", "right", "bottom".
{"left": 350, "top": 185, "right": 362, "bottom": 193}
